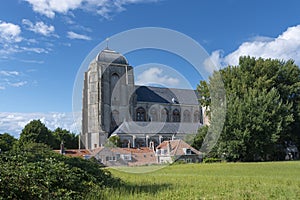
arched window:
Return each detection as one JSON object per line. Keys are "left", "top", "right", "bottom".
{"left": 161, "top": 108, "right": 169, "bottom": 122}
{"left": 183, "top": 110, "right": 191, "bottom": 122}
{"left": 136, "top": 107, "right": 146, "bottom": 121}
{"left": 150, "top": 108, "right": 158, "bottom": 121}
{"left": 112, "top": 110, "right": 119, "bottom": 125}
{"left": 172, "top": 109, "right": 180, "bottom": 122}
{"left": 194, "top": 111, "right": 200, "bottom": 123}
{"left": 111, "top": 73, "right": 119, "bottom": 88}
{"left": 111, "top": 73, "right": 120, "bottom": 105}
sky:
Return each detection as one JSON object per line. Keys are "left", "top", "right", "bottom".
{"left": 1, "top": 0, "right": 300, "bottom": 137}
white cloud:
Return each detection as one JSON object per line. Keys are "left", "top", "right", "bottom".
{"left": 22, "top": 19, "right": 55, "bottom": 36}
{"left": 67, "top": 31, "right": 91, "bottom": 40}
{"left": 25, "top": 0, "right": 83, "bottom": 18}
{"left": 0, "top": 71, "right": 20, "bottom": 76}
{"left": 0, "top": 71, "right": 31, "bottom": 89}
{"left": 25, "top": 0, "right": 159, "bottom": 19}
{"left": 0, "top": 21, "right": 22, "bottom": 43}
{"left": 136, "top": 67, "right": 180, "bottom": 87}
{"left": 0, "top": 112, "right": 79, "bottom": 138}
{"left": 9, "top": 81, "right": 28, "bottom": 87}
{"left": 20, "top": 46, "right": 49, "bottom": 54}
{"left": 211, "top": 24, "right": 300, "bottom": 67}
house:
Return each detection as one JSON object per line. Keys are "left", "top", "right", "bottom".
{"left": 155, "top": 139, "right": 202, "bottom": 164}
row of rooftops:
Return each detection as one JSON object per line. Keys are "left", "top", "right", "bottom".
{"left": 55, "top": 139, "right": 202, "bottom": 166}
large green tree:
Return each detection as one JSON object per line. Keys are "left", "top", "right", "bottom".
{"left": 195, "top": 57, "right": 300, "bottom": 161}
{"left": 19, "top": 120, "right": 55, "bottom": 147}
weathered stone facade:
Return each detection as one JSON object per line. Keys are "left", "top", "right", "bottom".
{"left": 81, "top": 48, "right": 205, "bottom": 150}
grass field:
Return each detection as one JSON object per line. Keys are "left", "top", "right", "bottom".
{"left": 87, "top": 161, "right": 300, "bottom": 200}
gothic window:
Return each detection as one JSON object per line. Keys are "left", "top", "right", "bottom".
{"left": 183, "top": 110, "right": 191, "bottom": 122}
{"left": 161, "top": 108, "right": 169, "bottom": 122}
{"left": 136, "top": 107, "right": 146, "bottom": 121}
{"left": 172, "top": 109, "right": 180, "bottom": 122}
{"left": 111, "top": 73, "right": 119, "bottom": 88}
{"left": 111, "top": 73, "right": 120, "bottom": 105}
{"left": 150, "top": 108, "right": 158, "bottom": 121}
{"left": 194, "top": 111, "right": 200, "bottom": 123}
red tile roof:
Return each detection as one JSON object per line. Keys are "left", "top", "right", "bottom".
{"left": 156, "top": 139, "right": 201, "bottom": 156}
{"left": 54, "top": 149, "right": 91, "bottom": 158}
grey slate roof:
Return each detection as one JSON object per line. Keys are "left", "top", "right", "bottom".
{"left": 111, "top": 121, "right": 202, "bottom": 135}
{"left": 135, "top": 85, "right": 200, "bottom": 105}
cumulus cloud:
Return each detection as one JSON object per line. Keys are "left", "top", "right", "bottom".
{"left": 0, "top": 20, "right": 50, "bottom": 57}
{"left": 22, "top": 19, "right": 55, "bottom": 36}
{"left": 25, "top": 0, "right": 82, "bottom": 18}
{"left": 0, "top": 112, "right": 78, "bottom": 138}
{"left": 25, "top": 0, "right": 159, "bottom": 19}
{"left": 135, "top": 67, "right": 180, "bottom": 87}
{"left": 210, "top": 24, "right": 300, "bottom": 67}
{"left": 67, "top": 31, "right": 91, "bottom": 40}
{"left": 0, "top": 21, "right": 22, "bottom": 43}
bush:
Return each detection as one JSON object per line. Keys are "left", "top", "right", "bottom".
{"left": 203, "top": 157, "right": 222, "bottom": 163}
{"left": 0, "top": 142, "right": 121, "bottom": 200}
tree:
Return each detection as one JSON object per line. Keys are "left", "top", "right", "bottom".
{"left": 19, "top": 120, "right": 54, "bottom": 147}
{"left": 52, "top": 128, "right": 79, "bottom": 149}
{"left": 106, "top": 135, "right": 121, "bottom": 147}
{"left": 196, "top": 57, "right": 300, "bottom": 161}
{"left": 192, "top": 125, "right": 208, "bottom": 150}
{"left": 0, "top": 133, "right": 17, "bottom": 152}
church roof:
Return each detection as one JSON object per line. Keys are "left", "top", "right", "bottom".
{"left": 111, "top": 121, "right": 201, "bottom": 135}
{"left": 135, "top": 85, "right": 200, "bottom": 105}
{"left": 97, "top": 48, "right": 128, "bottom": 65}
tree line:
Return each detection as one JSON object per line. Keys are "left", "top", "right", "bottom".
{"left": 193, "top": 56, "right": 300, "bottom": 161}
{"left": 0, "top": 119, "right": 78, "bottom": 152}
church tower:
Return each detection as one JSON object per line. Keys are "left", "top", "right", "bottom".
{"left": 81, "top": 48, "right": 134, "bottom": 149}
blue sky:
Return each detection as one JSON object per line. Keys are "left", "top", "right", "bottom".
{"left": 1, "top": 0, "right": 300, "bottom": 136}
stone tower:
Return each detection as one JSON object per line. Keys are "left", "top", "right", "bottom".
{"left": 81, "top": 48, "right": 134, "bottom": 149}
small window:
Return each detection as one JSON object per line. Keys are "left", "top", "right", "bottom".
{"left": 156, "top": 149, "right": 161, "bottom": 155}
{"left": 184, "top": 148, "right": 192, "bottom": 155}
{"left": 136, "top": 107, "right": 146, "bottom": 121}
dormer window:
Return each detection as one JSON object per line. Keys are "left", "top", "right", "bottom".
{"left": 183, "top": 148, "right": 192, "bottom": 155}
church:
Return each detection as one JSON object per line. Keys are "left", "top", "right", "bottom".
{"left": 80, "top": 48, "right": 205, "bottom": 150}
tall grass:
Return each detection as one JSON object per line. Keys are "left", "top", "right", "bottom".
{"left": 87, "top": 161, "right": 300, "bottom": 199}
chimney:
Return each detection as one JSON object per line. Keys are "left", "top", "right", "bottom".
{"left": 167, "top": 140, "right": 172, "bottom": 155}
{"left": 60, "top": 141, "right": 65, "bottom": 154}
{"left": 149, "top": 141, "right": 155, "bottom": 151}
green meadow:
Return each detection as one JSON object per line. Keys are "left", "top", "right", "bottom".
{"left": 88, "top": 161, "right": 300, "bottom": 200}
